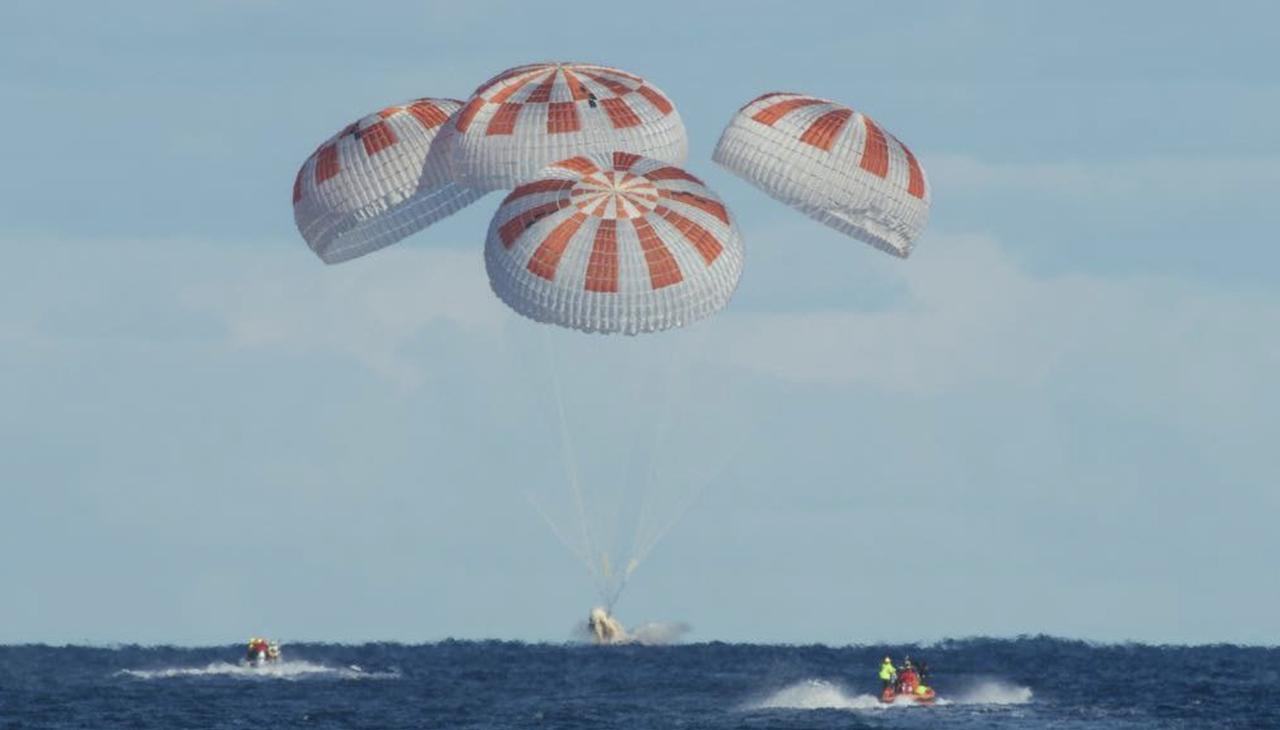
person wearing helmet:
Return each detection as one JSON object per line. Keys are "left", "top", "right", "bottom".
{"left": 898, "top": 657, "right": 920, "bottom": 694}
{"left": 246, "top": 637, "right": 272, "bottom": 663}
{"left": 913, "top": 658, "right": 933, "bottom": 698}
{"left": 878, "top": 655, "right": 897, "bottom": 689}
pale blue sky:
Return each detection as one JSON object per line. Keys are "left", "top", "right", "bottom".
{"left": 1, "top": 1, "right": 1277, "bottom": 645}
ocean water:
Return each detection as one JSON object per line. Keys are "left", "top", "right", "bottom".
{"left": 1, "top": 637, "right": 1276, "bottom": 729}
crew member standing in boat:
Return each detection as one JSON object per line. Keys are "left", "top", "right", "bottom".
{"left": 878, "top": 655, "right": 897, "bottom": 690}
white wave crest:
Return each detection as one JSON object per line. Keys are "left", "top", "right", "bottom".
{"left": 953, "top": 680, "right": 1032, "bottom": 705}
{"left": 746, "top": 679, "right": 886, "bottom": 711}
{"left": 570, "top": 619, "right": 692, "bottom": 645}
{"left": 119, "top": 660, "right": 399, "bottom": 681}
{"left": 746, "top": 677, "right": 1031, "bottom": 712}
{"left": 629, "top": 621, "right": 691, "bottom": 645}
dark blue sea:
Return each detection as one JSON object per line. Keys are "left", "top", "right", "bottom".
{"left": 2, "top": 637, "right": 1276, "bottom": 729}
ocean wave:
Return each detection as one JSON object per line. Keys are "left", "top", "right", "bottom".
{"left": 744, "top": 679, "right": 886, "bottom": 711}
{"left": 628, "top": 621, "right": 692, "bottom": 645}
{"left": 952, "top": 680, "right": 1033, "bottom": 704}
{"left": 745, "top": 677, "right": 1032, "bottom": 712}
{"left": 118, "top": 660, "right": 400, "bottom": 681}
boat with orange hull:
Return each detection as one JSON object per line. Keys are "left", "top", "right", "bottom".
{"left": 879, "top": 684, "right": 936, "bottom": 704}
{"left": 879, "top": 666, "right": 935, "bottom": 704}
{"left": 244, "top": 637, "right": 281, "bottom": 667}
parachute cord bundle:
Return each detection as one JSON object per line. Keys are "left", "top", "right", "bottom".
{"left": 544, "top": 329, "right": 599, "bottom": 590}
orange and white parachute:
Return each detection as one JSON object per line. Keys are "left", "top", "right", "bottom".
{"left": 292, "top": 98, "right": 484, "bottom": 264}
{"left": 484, "top": 152, "right": 742, "bottom": 335}
{"left": 446, "top": 63, "right": 687, "bottom": 192}
{"left": 713, "top": 92, "right": 930, "bottom": 258}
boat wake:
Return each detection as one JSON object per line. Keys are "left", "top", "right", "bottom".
{"left": 745, "top": 678, "right": 1032, "bottom": 711}
{"left": 745, "top": 679, "right": 887, "bottom": 711}
{"left": 628, "top": 621, "right": 692, "bottom": 645}
{"left": 951, "top": 679, "right": 1033, "bottom": 704}
{"left": 572, "top": 618, "right": 692, "bottom": 645}
{"left": 118, "top": 660, "right": 399, "bottom": 681}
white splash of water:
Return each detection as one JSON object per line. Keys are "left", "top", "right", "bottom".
{"left": 746, "top": 677, "right": 1032, "bottom": 712}
{"left": 745, "top": 679, "right": 886, "bottom": 711}
{"left": 570, "top": 618, "right": 692, "bottom": 645}
{"left": 118, "top": 660, "right": 399, "bottom": 681}
{"left": 952, "top": 680, "right": 1033, "bottom": 705}
{"left": 628, "top": 621, "right": 691, "bottom": 645}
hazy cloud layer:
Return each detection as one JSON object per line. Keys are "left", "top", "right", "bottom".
{"left": 189, "top": 248, "right": 506, "bottom": 387}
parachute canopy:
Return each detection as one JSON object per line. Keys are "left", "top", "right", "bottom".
{"left": 485, "top": 152, "right": 743, "bottom": 335}
{"left": 713, "top": 92, "right": 930, "bottom": 258}
{"left": 293, "top": 98, "right": 485, "bottom": 264}
{"left": 446, "top": 63, "right": 687, "bottom": 192}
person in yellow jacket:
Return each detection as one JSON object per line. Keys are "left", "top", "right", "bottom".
{"left": 878, "top": 655, "right": 897, "bottom": 689}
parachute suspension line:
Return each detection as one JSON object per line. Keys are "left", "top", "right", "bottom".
{"left": 523, "top": 490, "right": 593, "bottom": 571}
{"left": 624, "top": 336, "right": 682, "bottom": 590}
{"left": 598, "top": 355, "right": 654, "bottom": 610}
{"left": 633, "top": 476, "right": 708, "bottom": 570}
{"left": 628, "top": 324, "right": 722, "bottom": 573}
{"left": 637, "top": 416, "right": 757, "bottom": 568}
{"left": 604, "top": 412, "right": 643, "bottom": 612}
{"left": 541, "top": 329, "right": 604, "bottom": 595}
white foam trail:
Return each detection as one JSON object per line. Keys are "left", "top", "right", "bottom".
{"left": 628, "top": 621, "right": 691, "bottom": 645}
{"left": 745, "top": 677, "right": 1031, "bottom": 712}
{"left": 570, "top": 619, "right": 692, "bottom": 645}
{"left": 746, "top": 679, "right": 886, "bottom": 711}
{"left": 118, "top": 660, "right": 399, "bottom": 681}
{"left": 953, "top": 680, "right": 1032, "bottom": 705}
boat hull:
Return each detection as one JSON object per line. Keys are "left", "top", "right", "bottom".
{"left": 880, "top": 686, "right": 936, "bottom": 704}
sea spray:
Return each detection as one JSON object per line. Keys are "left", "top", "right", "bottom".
{"left": 952, "top": 680, "right": 1033, "bottom": 705}
{"left": 119, "top": 660, "right": 400, "bottom": 681}
{"left": 744, "top": 677, "right": 1033, "bottom": 711}
{"left": 745, "top": 679, "right": 885, "bottom": 711}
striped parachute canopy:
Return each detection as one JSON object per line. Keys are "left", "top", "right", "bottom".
{"left": 485, "top": 152, "right": 743, "bottom": 335}
{"left": 292, "top": 98, "right": 485, "bottom": 264}
{"left": 446, "top": 63, "right": 688, "bottom": 192}
{"left": 713, "top": 92, "right": 930, "bottom": 258}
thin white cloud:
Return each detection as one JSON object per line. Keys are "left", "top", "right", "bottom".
{"left": 714, "top": 234, "right": 1063, "bottom": 392}
{"left": 182, "top": 231, "right": 1280, "bottom": 432}
{"left": 927, "top": 154, "right": 1280, "bottom": 200}
{"left": 187, "top": 246, "right": 506, "bottom": 387}
{"left": 711, "top": 233, "right": 1280, "bottom": 445}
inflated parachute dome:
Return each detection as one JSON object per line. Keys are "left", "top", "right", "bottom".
{"left": 445, "top": 63, "right": 688, "bottom": 192}
{"left": 485, "top": 152, "right": 743, "bottom": 335}
{"left": 713, "top": 92, "right": 930, "bottom": 258}
{"left": 292, "top": 98, "right": 485, "bottom": 264}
